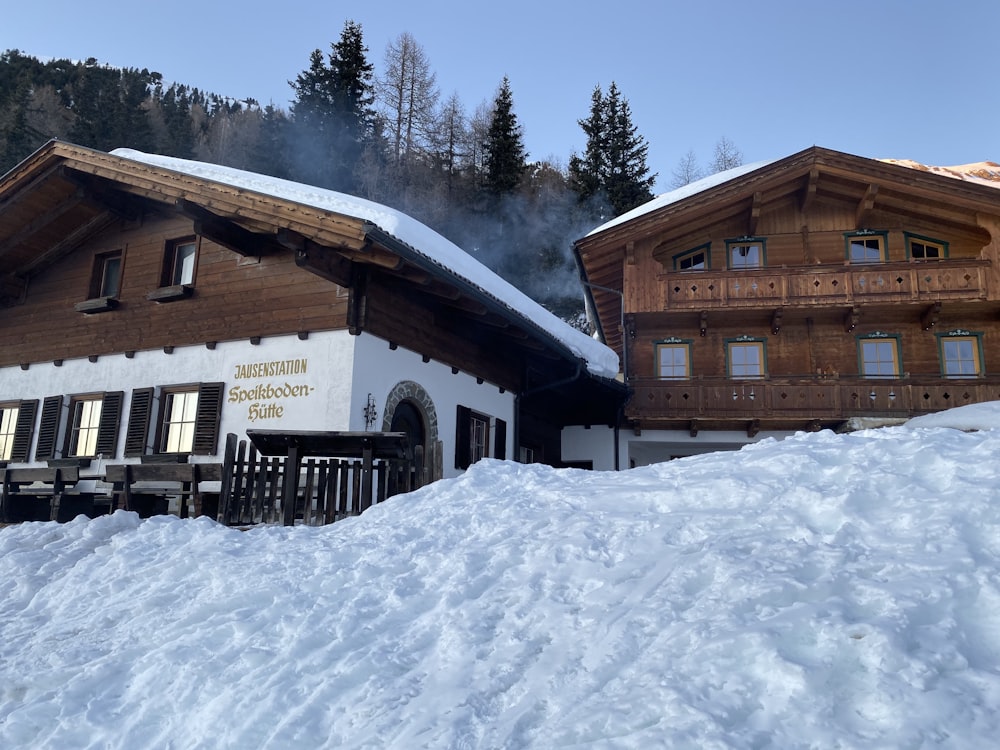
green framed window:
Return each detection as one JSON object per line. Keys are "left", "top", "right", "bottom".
{"left": 726, "top": 237, "right": 765, "bottom": 269}
{"left": 845, "top": 231, "right": 888, "bottom": 264}
{"left": 857, "top": 333, "right": 901, "bottom": 378}
{"left": 673, "top": 244, "right": 710, "bottom": 271}
{"left": 937, "top": 330, "right": 983, "bottom": 378}
{"left": 905, "top": 232, "right": 948, "bottom": 260}
{"left": 655, "top": 338, "right": 692, "bottom": 379}
{"left": 726, "top": 337, "right": 766, "bottom": 379}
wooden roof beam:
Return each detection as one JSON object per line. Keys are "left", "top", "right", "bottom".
{"left": 178, "top": 199, "right": 280, "bottom": 257}
{"left": 844, "top": 306, "right": 860, "bottom": 333}
{"left": 921, "top": 301, "right": 942, "bottom": 331}
{"left": 0, "top": 188, "right": 87, "bottom": 260}
{"left": 800, "top": 168, "right": 819, "bottom": 213}
{"left": 61, "top": 168, "right": 143, "bottom": 221}
{"left": 856, "top": 183, "right": 879, "bottom": 228}
{"left": 0, "top": 274, "right": 27, "bottom": 306}
{"left": 747, "top": 191, "right": 762, "bottom": 236}
{"left": 770, "top": 308, "right": 783, "bottom": 335}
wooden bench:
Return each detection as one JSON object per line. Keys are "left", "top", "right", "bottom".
{"left": 1, "top": 467, "right": 92, "bottom": 522}
{"left": 104, "top": 463, "right": 223, "bottom": 519}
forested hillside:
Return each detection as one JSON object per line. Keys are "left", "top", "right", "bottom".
{"left": 0, "top": 22, "right": 735, "bottom": 321}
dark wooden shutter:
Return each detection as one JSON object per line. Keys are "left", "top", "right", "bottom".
{"left": 192, "top": 382, "right": 224, "bottom": 455}
{"left": 455, "top": 405, "right": 471, "bottom": 470}
{"left": 124, "top": 388, "right": 154, "bottom": 457}
{"left": 96, "top": 391, "right": 124, "bottom": 458}
{"left": 494, "top": 418, "right": 507, "bottom": 460}
{"left": 35, "top": 396, "right": 63, "bottom": 461}
{"left": 10, "top": 400, "right": 38, "bottom": 463}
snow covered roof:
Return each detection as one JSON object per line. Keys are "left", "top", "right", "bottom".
{"left": 585, "top": 159, "right": 776, "bottom": 236}
{"left": 586, "top": 150, "right": 1000, "bottom": 240}
{"left": 109, "top": 149, "right": 620, "bottom": 380}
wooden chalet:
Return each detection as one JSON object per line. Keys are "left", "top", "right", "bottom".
{"left": 574, "top": 146, "right": 1000, "bottom": 465}
{"left": 0, "top": 141, "right": 624, "bottom": 522}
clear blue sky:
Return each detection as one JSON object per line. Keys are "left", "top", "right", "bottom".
{"left": 4, "top": 0, "right": 998, "bottom": 193}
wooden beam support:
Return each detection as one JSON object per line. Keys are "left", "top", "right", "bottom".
{"left": 747, "top": 191, "right": 762, "bottom": 236}
{"left": 770, "top": 308, "right": 783, "bottom": 335}
{"left": 688, "top": 419, "right": 699, "bottom": 438}
{"left": 800, "top": 168, "right": 819, "bottom": 213}
{"left": 61, "top": 168, "right": 143, "bottom": 221}
{"left": 844, "top": 306, "right": 860, "bottom": 333}
{"left": 856, "top": 183, "right": 879, "bottom": 228}
{"left": 292, "top": 242, "right": 353, "bottom": 287}
{"left": 699, "top": 310, "right": 708, "bottom": 337}
{"left": 747, "top": 419, "right": 760, "bottom": 438}
{"left": 347, "top": 265, "right": 369, "bottom": 336}
{"left": 0, "top": 274, "right": 27, "bottom": 306}
{"left": 0, "top": 188, "right": 87, "bottom": 260}
{"left": 921, "top": 301, "right": 942, "bottom": 331}
{"left": 178, "top": 199, "right": 280, "bottom": 257}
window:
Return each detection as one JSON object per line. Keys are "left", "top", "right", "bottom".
{"left": 726, "top": 238, "right": 765, "bottom": 269}
{"left": 727, "top": 338, "right": 765, "bottom": 379}
{"left": 906, "top": 233, "right": 948, "bottom": 260}
{"left": 165, "top": 239, "right": 198, "bottom": 286}
{"left": 673, "top": 244, "right": 709, "bottom": 271}
{"left": 68, "top": 397, "right": 102, "bottom": 457}
{"left": 150, "top": 383, "right": 224, "bottom": 455}
{"left": 0, "top": 402, "right": 36, "bottom": 462}
{"left": 938, "top": 332, "right": 983, "bottom": 378}
{"left": 55, "top": 392, "right": 124, "bottom": 459}
{"left": 858, "top": 334, "right": 901, "bottom": 378}
{"left": 122, "top": 384, "right": 223, "bottom": 457}
{"left": 0, "top": 404, "right": 19, "bottom": 461}
{"left": 845, "top": 232, "right": 887, "bottom": 263}
{"left": 455, "top": 405, "right": 507, "bottom": 470}
{"left": 149, "top": 237, "right": 199, "bottom": 302}
{"left": 78, "top": 251, "right": 123, "bottom": 312}
{"left": 655, "top": 339, "right": 691, "bottom": 379}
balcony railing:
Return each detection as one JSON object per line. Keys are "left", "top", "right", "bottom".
{"left": 659, "top": 259, "right": 991, "bottom": 310}
{"left": 628, "top": 375, "right": 1000, "bottom": 422}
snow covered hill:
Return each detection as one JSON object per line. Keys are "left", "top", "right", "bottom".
{"left": 2, "top": 404, "right": 1000, "bottom": 748}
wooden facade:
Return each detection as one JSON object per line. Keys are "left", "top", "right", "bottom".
{"left": 576, "top": 147, "right": 1000, "bottom": 436}
{"left": 0, "top": 141, "right": 624, "bottom": 491}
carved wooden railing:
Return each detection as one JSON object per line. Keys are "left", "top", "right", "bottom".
{"left": 628, "top": 375, "right": 1000, "bottom": 422}
{"left": 659, "top": 259, "right": 991, "bottom": 310}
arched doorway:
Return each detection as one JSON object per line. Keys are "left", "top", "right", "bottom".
{"left": 382, "top": 381, "right": 440, "bottom": 486}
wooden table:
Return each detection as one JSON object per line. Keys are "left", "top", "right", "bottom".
{"left": 246, "top": 430, "right": 411, "bottom": 526}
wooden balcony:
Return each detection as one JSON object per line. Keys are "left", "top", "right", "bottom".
{"left": 628, "top": 375, "right": 1000, "bottom": 425}
{"left": 659, "top": 259, "right": 991, "bottom": 310}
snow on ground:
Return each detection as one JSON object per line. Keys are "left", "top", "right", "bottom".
{"left": 2, "top": 405, "right": 1000, "bottom": 749}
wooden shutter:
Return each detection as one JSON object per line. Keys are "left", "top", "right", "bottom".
{"left": 494, "top": 418, "right": 507, "bottom": 460}
{"left": 192, "top": 382, "right": 224, "bottom": 455}
{"left": 95, "top": 391, "right": 124, "bottom": 458}
{"left": 454, "top": 405, "right": 471, "bottom": 470}
{"left": 124, "top": 388, "right": 154, "bottom": 457}
{"left": 10, "top": 400, "right": 38, "bottom": 463}
{"left": 35, "top": 396, "right": 63, "bottom": 461}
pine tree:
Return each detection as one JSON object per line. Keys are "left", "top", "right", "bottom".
{"left": 482, "top": 76, "right": 526, "bottom": 197}
{"left": 568, "top": 85, "right": 607, "bottom": 205}
{"left": 602, "top": 82, "right": 656, "bottom": 214}
{"left": 288, "top": 20, "right": 377, "bottom": 191}
{"left": 569, "top": 82, "right": 655, "bottom": 216}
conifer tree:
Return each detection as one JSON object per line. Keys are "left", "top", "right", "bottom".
{"left": 569, "top": 81, "right": 656, "bottom": 216}
{"left": 288, "top": 20, "right": 377, "bottom": 192}
{"left": 482, "top": 76, "right": 527, "bottom": 197}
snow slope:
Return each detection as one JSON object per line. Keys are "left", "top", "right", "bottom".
{"left": 2, "top": 404, "right": 1000, "bottom": 748}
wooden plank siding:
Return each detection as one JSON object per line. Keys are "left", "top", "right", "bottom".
{"left": 578, "top": 147, "right": 1000, "bottom": 432}
{"left": 0, "top": 213, "right": 349, "bottom": 367}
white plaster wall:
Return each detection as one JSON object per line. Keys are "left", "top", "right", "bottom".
{"left": 561, "top": 425, "right": 619, "bottom": 472}
{"left": 0, "top": 330, "right": 356, "bottom": 471}
{"left": 563, "top": 425, "right": 798, "bottom": 471}
{"left": 351, "top": 333, "right": 515, "bottom": 479}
